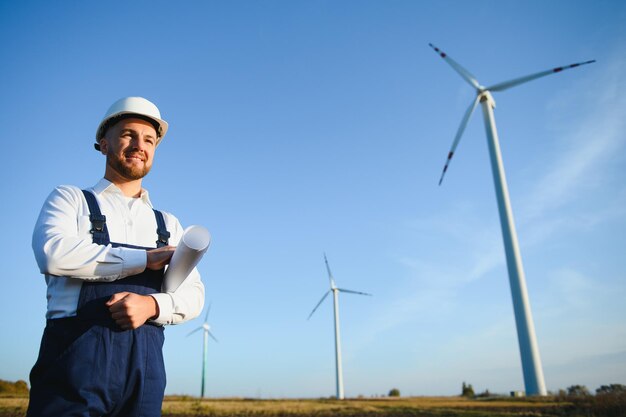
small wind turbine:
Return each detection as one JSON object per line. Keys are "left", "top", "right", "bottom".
{"left": 430, "top": 43, "right": 594, "bottom": 396}
{"left": 308, "top": 253, "right": 371, "bottom": 400}
{"left": 187, "top": 303, "right": 218, "bottom": 399}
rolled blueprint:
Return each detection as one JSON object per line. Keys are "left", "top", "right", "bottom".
{"left": 163, "top": 225, "right": 211, "bottom": 292}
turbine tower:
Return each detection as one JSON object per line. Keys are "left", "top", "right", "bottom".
{"left": 308, "top": 253, "right": 371, "bottom": 400}
{"left": 430, "top": 43, "right": 594, "bottom": 396}
{"left": 187, "top": 303, "right": 218, "bottom": 398}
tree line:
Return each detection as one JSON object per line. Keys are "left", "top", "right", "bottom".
{"left": 461, "top": 382, "right": 626, "bottom": 398}
{"left": 0, "top": 379, "right": 28, "bottom": 396}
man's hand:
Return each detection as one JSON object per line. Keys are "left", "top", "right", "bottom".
{"left": 146, "top": 245, "right": 176, "bottom": 270}
{"left": 106, "top": 292, "right": 160, "bottom": 330}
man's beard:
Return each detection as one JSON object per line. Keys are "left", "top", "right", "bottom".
{"left": 106, "top": 151, "right": 151, "bottom": 180}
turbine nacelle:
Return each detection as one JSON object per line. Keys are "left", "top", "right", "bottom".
{"left": 188, "top": 303, "right": 217, "bottom": 341}
{"left": 308, "top": 254, "right": 372, "bottom": 320}
{"left": 479, "top": 91, "right": 496, "bottom": 108}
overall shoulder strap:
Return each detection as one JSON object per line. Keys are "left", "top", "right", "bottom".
{"left": 81, "top": 190, "right": 110, "bottom": 245}
{"left": 153, "top": 209, "right": 170, "bottom": 248}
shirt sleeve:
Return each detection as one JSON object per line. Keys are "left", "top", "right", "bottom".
{"left": 149, "top": 213, "right": 205, "bottom": 325}
{"left": 32, "top": 185, "right": 147, "bottom": 281}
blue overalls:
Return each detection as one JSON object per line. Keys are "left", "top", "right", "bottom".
{"left": 27, "top": 190, "right": 170, "bottom": 417}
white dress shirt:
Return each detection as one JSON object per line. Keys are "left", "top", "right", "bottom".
{"left": 32, "top": 178, "right": 205, "bottom": 325}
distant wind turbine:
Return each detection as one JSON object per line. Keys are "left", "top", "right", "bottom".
{"left": 308, "top": 253, "right": 371, "bottom": 400}
{"left": 430, "top": 43, "right": 594, "bottom": 396}
{"left": 187, "top": 303, "right": 218, "bottom": 398}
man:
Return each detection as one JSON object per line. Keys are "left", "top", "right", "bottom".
{"left": 27, "top": 97, "right": 205, "bottom": 416}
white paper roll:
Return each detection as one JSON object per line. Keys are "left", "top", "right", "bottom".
{"left": 163, "top": 225, "right": 211, "bottom": 292}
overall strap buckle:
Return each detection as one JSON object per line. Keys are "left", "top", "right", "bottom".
{"left": 82, "top": 189, "right": 110, "bottom": 245}
{"left": 89, "top": 213, "right": 107, "bottom": 233}
{"left": 153, "top": 209, "right": 170, "bottom": 248}
{"left": 157, "top": 230, "right": 171, "bottom": 247}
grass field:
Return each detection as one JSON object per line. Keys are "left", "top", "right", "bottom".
{"left": 1, "top": 394, "right": 624, "bottom": 416}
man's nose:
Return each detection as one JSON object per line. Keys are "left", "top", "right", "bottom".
{"left": 131, "top": 136, "right": 148, "bottom": 151}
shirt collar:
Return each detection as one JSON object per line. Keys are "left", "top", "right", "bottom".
{"left": 92, "top": 178, "right": 154, "bottom": 207}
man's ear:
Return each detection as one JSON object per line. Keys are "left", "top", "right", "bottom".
{"left": 99, "top": 138, "right": 108, "bottom": 154}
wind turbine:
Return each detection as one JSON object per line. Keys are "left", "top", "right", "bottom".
{"left": 187, "top": 303, "right": 218, "bottom": 398}
{"left": 430, "top": 43, "right": 594, "bottom": 396}
{"left": 308, "top": 253, "right": 371, "bottom": 400}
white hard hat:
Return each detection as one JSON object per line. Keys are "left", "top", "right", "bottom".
{"left": 95, "top": 97, "right": 169, "bottom": 150}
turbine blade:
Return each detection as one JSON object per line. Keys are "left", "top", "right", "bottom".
{"left": 323, "top": 253, "right": 336, "bottom": 288}
{"left": 208, "top": 331, "right": 219, "bottom": 343}
{"left": 429, "top": 43, "right": 481, "bottom": 90}
{"left": 337, "top": 288, "right": 372, "bottom": 296}
{"left": 486, "top": 59, "right": 595, "bottom": 92}
{"left": 307, "top": 290, "right": 331, "bottom": 320}
{"left": 438, "top": 95, "right": 481, "bottom": 185}
{"left": 187, "top": 327, "right": 203, "bottom": 337}
{"left": 204, "top": 302, "right": 212, "bottom": 323}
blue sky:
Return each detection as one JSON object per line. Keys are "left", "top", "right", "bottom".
{"left": 1, "top": 0, "right": 624, "bottom": 398}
